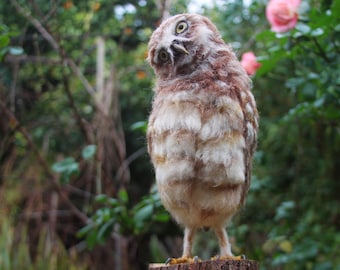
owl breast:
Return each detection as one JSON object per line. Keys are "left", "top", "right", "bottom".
{"left": 148, "top": 81, "right": 251, "bottom": 228}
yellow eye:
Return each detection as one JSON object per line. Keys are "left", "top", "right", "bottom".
{"left": 158, "top": 49, "right": 169, "bottom": 62}
{"left": 175, "top": 21, "right": 188, "bottom": 34}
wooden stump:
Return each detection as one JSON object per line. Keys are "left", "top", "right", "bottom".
{"left": 149, "top": 259, "right": 258, "bottom": 270}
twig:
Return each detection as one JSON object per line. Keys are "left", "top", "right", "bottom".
{"left": 156, "top": 0, "right": 171, "bottom": 21}
{"left": 10, "top": 0, "right": 60, "bottom": 52}
{"left": 5, "top": 55, "right": 62, "bottom": 64}
{"left": 20, "top": 209, "right": 74, "bottom": 220}
{"left": 42, "top": 0, "right": 60, "bottom": 24}
{"left": 10, "top": 0, "right": 127, "bottom": 155}
{"left": 64, "top": 184, "right": 94, "bottom": 199}
{"left": 10, "top": 0, "right": 129, "bottom": 199}
{"left": 10, "top": 61, "right": 19, "bottom": 112}
{"left": 62, "top": 72, "right": 94, "bottom": 144}
{"left": 0, "top": 98, "right": 90, "bottom": 224}
{"left": 312, "top": 37, "right": 330, "bottom": 63}
{"left": 10, "top": 0, "right": 98, "bottom": 145}
{"left": 115, "top": 147, "right": 147, "bottom": 182}
{"left": 10, "top": 0, "right": 96, "bottom": 97}
{"left": 10, "top": 0, "right": 129, "bottom": 157}
{"left": 66, "top": 58, "right": 97, "bottom": 96}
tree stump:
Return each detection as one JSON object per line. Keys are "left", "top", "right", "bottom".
{"left": 149, "top": 259, "right": 258, "bottom": 270}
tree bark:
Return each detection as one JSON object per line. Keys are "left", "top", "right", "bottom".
{"left": 149, "top": 259, "right": 258, "bottom": 270}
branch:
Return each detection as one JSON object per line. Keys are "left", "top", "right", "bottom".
{"left": 10, "top": 0, "right": 60, "bottom": 52}
{"left": 312, "top": 37, "right": 331, "bottom": 63}
{"left": 0, "top": 99, "right": 90, "bottom": 224}
{"left": 10, "top": 0, "right": 124, "bottom": 134}
{"left": 115, "top": 147, "right": 147, "bottom": 182}
{"left": 62, "top": 72, "right": 95, "bottom": 144}
{"left": 10, "top": 0, "right": 96, "bottom": 97}
{"left": 156, "top": 0, "right": 171, "bottom": 21}
{"left": 5, "top": 55, "right": 62, "bottom": 65}
{"left": 10, "top": 0, "right": 99, "bottom": 145}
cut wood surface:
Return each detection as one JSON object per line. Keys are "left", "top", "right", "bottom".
{"left": 149, "top": 259, "right": 259, "bottom": 270}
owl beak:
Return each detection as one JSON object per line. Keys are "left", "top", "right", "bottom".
{"left": 172, "top": 43, "right": 189, "bottom": 55}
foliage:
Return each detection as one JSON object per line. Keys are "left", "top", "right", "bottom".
{"left": 0, "top": 23, "right": 23, "bottom": 60}
{"left": 253, "top": 1, "right": 340, "bottom": 269}
{"left": 77, "top": 187, "right": 169, "bottom": 250}
{"left": 0, "top": 216, "right": 87, "bottom": 270}
{"left": 1, "top": 0, "right": 339, "bottom": 269}
{"left": 51, "top": 144, "right": 96, "bottom": 184}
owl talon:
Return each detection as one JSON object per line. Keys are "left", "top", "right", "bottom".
{"left": 211, "top": 254, "right": 245, "bottom": 260}
{"left": 165, "top": 258, "right": 172, "bottom": 265}
{"left": 211, "top": 255, "right": 220, "bottom": 260}
{"left": 165, "top": 256, "right": 201, "bottom": 265}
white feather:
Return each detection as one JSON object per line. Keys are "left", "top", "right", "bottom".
{"left": 199, "top": 114, "right": 229, "bottom": 140}
{"left": 155, "top": 159, "right": 195, "bottom": 184}
{"left": 196, "top": 134, "right": 245, "bottom": 184}
{"left": 245, "top": 103, "right": 253, "bottom": 116}
{"left": 216, "top": 96, "right": 243, "bottom": 119}
{"left": 165, "top": 132, "right": 196, "bottom": 158}
{"left": 153, "top": 102, "right": 201, "bottom": 133}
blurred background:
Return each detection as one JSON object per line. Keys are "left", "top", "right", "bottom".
{"left": 0, "top": 0, "right": 339, "bottom": 269}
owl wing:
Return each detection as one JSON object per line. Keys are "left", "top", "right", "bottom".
{"left": 240, "top": 90, "right": 259, "bottom": 205}
{"left": 147, "top": 92, "right": 201, "bottom": 185}
{"left": 148, "top": 89, "right": 258, "bottom": 192}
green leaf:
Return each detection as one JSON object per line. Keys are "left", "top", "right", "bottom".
{"left": 118, "top": 189, "right": 128, "bottom": 204}
{"left": 107, "top": 198, "right": 119, "bottom": 206}
{"left": 52, "top": 157, "right": 78, "bottom": 172}
{"left": 275, "top": 201, "right": 295, "bottom": 221}
{"left": 95, "top": 194, "right": 108, "bottom": 203}
{"left": 313, "top": 97, "right": 325, "bottom": 108}
{"left": 302, "top": 82, "right": 317, "bottom": 98}
{"left": 134, "top": 204, "right": 154, "bottom": 230}
{"left": 134, "top": 204, "right": 153, "bottom": 222}
{"left": 295, "top": 23, "right": 311, "bottom": 34}
{"left": 82, "top": 144, "right": 97, "bottom": 160}
{"left": 97, "top": 218, "right": 115, "bottom": 243}
{"left": 85, "top": 230, "right": 98, "bottom": 250}
{"left": 77, "top": 224, "right": 93, "bottom": 238}
{"left": 154, "top": 212, "right": 169, "bottom": 222}
{"left": 256, "top": 49, "right": 287, "bottom": 76}
{"left": 285, "top": 77, "right": 306, "bottom": 91}
{"left": 0, "top": 35, "right": 9, "bottom": 48}
{"left": 9, "top": 46, "right": 24, "bottom": 55}
{"left": 51, "top": 157, "right": 79, "bottom": 184}
{"left": 310, "top": 28, "right": 324, "bottom": 37}
{"left": 130, "top": 121, "right": 148, "bottom": 133}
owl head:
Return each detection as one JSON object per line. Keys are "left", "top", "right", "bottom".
{"left": 147, "top": 14, "right": 225, "bottom": 79}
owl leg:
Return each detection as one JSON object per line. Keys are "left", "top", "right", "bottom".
{"left": 214, "top": 227, "right": 232, "bottom": 257}
{"left": 165, "top": 227, "right": 200, "bottom": 264}
{"left": 212, "top": 227, "right": 244, "bottom": 260}
{"left": 183, "top": 227, "right": 196, "bottom": 257}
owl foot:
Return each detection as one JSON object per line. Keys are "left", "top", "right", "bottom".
{"left": 211, "top": 254, "right": 246, "bottom": 261}
{"left": 165, "top": 255, "right": 201, "bottom": 265}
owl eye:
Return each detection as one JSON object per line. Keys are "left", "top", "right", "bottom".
{"left": 175, "top": 21, "right": 188, "bottom": 34}
{"left": 158, "top": 49, "right": 169, "bottom": 62}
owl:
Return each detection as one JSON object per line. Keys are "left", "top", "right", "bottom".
{"left": 147, "top": 14, "right": 258, "bottom": 263}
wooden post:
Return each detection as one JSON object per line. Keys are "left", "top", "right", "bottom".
{"left": 149, "top": 259, "right": 259, "bottom": 270}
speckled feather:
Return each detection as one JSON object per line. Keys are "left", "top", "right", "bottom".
{"left": 147, "top": 13, "right": 258, "bottom": 258}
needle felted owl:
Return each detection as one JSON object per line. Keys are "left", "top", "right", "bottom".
{"left": 147, "top": 13, "right": 258, "bottom": 263}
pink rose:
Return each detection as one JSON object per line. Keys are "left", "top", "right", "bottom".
{"left": 266, "top": 0, "right": 301, "bottom": 33}
{"left": 241, "top": 52, "right": 261, "bottom": 76}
